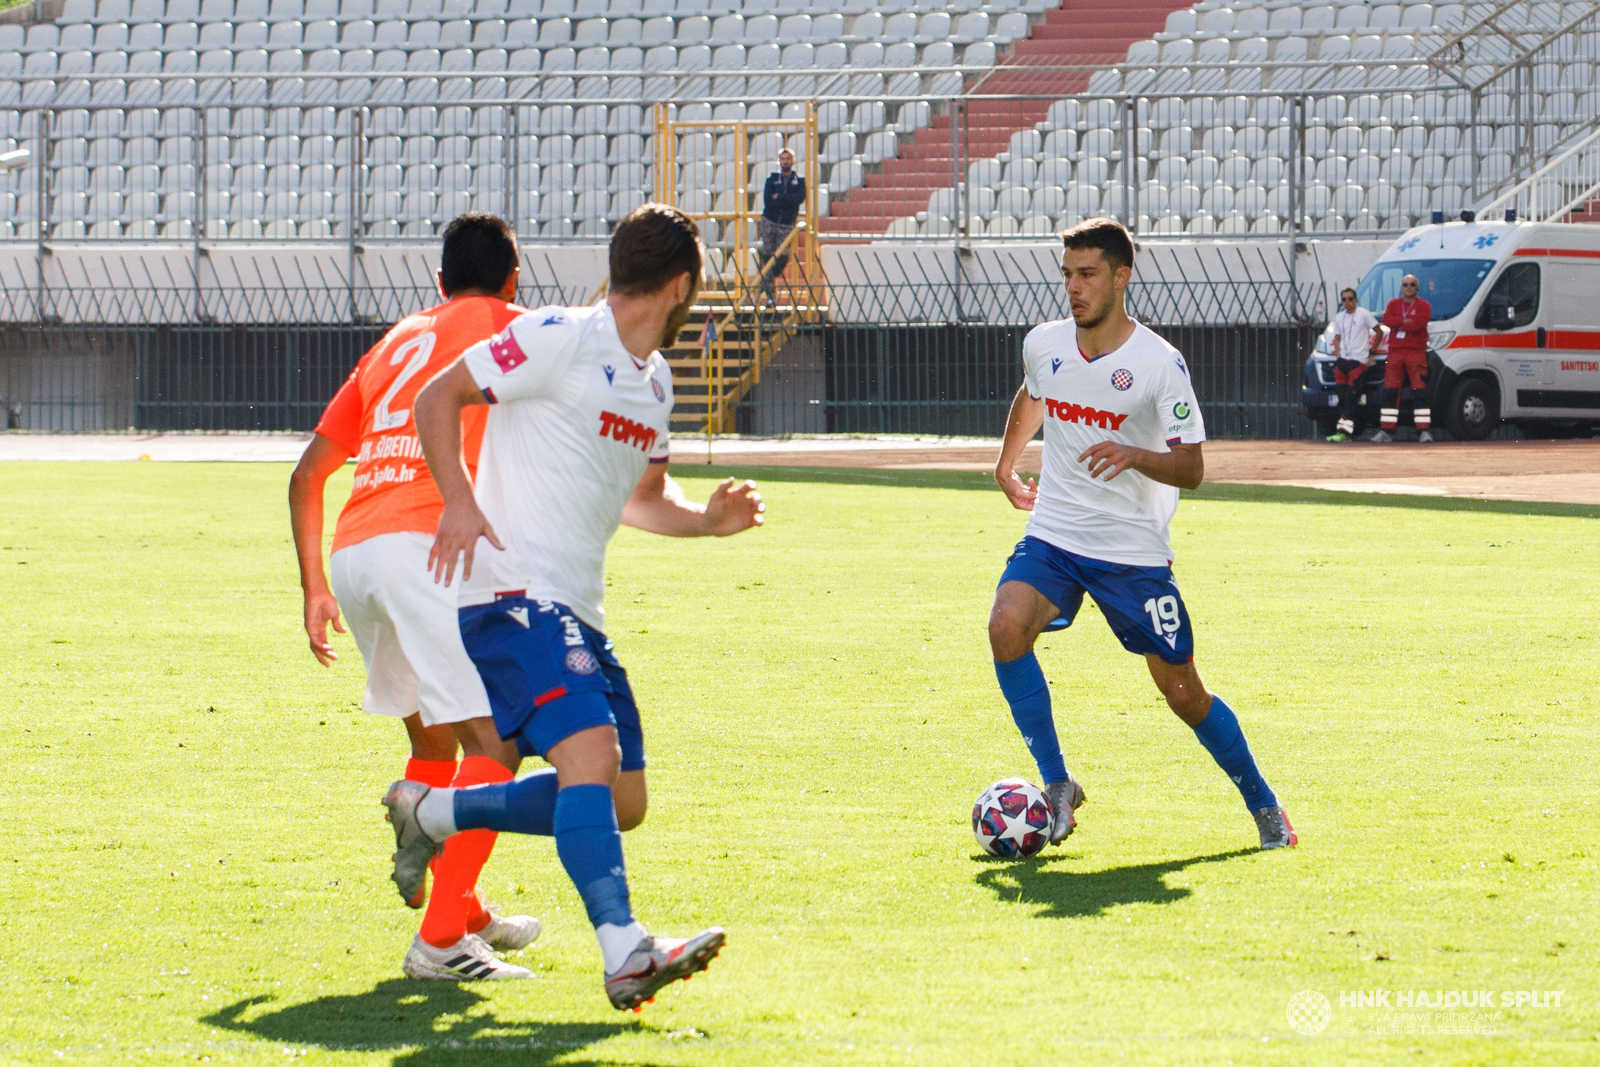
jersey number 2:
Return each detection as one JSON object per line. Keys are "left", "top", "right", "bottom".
{"left": 372, "top": 332, "right": 436, "bottom": 433}
{"left": 1143, "top": 595, "right": 1180, "bottom": 635}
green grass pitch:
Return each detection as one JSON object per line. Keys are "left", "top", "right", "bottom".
{"left": 2, "top": 460, "right": 1597, "bottom": 1066}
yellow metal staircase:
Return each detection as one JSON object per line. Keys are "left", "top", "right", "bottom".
{"left": 652, "top": 104, "right": 827, "bottom": 435}
{"left": 663, "top": 227, "right": 826, "bottom": 435}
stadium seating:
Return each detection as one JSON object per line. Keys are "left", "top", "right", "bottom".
{"left": 0, "top": 0, "right": 1056, "bottom": 240}
{"left": 837, "top": 0, "right": 1600, "bottom": 237}
{"left": 0, "top": 0, "right": 1592, "bottom": 241}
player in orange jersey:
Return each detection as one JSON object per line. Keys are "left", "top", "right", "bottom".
{"left": 290, "top": 214, "right": 546, "bottom": 980}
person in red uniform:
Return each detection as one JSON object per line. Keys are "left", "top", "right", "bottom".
{"left": 1375, "top": 274, "right": 1433, "bottom": 443}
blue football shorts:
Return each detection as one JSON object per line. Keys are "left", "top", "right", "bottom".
{"left": 457, "top": 594, "right": 646, "bottom": 771}
{"left": 998, "top": 536, "right": 1195, "bottom": 665}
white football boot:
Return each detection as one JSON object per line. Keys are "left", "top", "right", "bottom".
{"left": 604, "top": 928, "right": 726, "bottom": 1011}
{"left": 478, "top": 906, "right": 543, "bottom": 952}
{"left": 402, "top": 934, "right": 535, "bottom": 981}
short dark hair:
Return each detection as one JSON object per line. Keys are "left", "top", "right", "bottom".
{"left": 1060, "top": 216, "right": 1134, "bottom": 272}
{"left": 439, "top": 213, "right": 518, "bottom": 296}
{"left": 609, "top": 203, "right": 702, "bottom": 297}
{"left": 1341, "top": 287, "right": 1358, "bottom": 299}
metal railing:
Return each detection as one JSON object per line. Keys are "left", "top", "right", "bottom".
{"left": 1478, "top": 124, "right": 1600, "bottom": 222}
{"left": 0, "top": 48, "right": 1582, "bottom": 250}
{"left": 1, "top": 266, "right": 1326, "bottom": 437}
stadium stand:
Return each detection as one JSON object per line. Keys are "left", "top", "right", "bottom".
{"left": 849, "top": 0, "right": 1600, "bottom": 237}
{"left": 819, "top": 0, "right": 1196, "bottom": 235}
{"left": 0, "top": 0, "right": 1596, "bottom": 242}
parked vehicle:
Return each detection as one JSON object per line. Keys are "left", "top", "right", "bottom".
{"left": 1301, "top": 219, "right": 1600, "bottom": 439}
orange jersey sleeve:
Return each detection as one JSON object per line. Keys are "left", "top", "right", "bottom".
{"left": 331, "top": 296, "right": 526, "bottom": 552}
{"left": 314, "top": 360, "right": 367, "bottom": 455}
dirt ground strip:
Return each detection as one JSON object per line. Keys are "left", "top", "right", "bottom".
{"left": 679, "top": 439, "right": 1600, "bottom": 506}
{"left": 3, "top": 434, "right": 1598, "bottom": 505}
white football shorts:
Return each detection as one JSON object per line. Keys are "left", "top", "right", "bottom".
{"left": 329, "top": 530, "right": 491, "bottom": 726}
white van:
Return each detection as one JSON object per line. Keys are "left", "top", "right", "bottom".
{"left": 1302, "top": 219, "right": 1600, "bottom": 439}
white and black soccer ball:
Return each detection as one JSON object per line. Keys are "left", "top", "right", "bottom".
{"left": 971, "top": 777, "right": 1053, "bottom": 858}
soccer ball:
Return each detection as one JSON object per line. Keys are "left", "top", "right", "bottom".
{"left": 971, "top": 777, "right": 1053, "bottom": 858}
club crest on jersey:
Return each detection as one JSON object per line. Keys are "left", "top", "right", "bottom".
{"left": 489, "top": 327, "right": 527, "bottom": 373}
{"left": 1111, "top": 369, "right": 1133, "bottom": 391}
{"left": 603, "top": 364, "right": 616, "bottom": 384}
{"left": 565, "top": 647, "right": 599, "bottom": 675}
{"left": 651, "top": 377, "right": 666, "bottom": 403}
{"left": 1050, "top": 357, "right": 1064, "bottom": 374}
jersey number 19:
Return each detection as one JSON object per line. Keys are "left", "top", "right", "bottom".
{"left": 1143, "top": 595, "right": 1180, "bottom": 635}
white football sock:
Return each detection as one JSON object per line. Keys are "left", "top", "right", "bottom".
{"left": 415, "top": 787, "right": 458, "bottom": 840}
{"left": 596, "top": 921, "right": 649, "bottom": 974}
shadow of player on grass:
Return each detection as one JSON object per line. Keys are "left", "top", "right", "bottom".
{"left": 973, "top": 849, "right": 1255, "bottom": 919}
{"left": 203, "top": 979, "right": 669, "bottom": 1066}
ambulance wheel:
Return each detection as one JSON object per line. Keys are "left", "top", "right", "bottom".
{"left": 1313, "top": 410, "right": 1338, "bottom": 437}
{"left": 1445, "top": 377, "right": 1498, "bottom": 441}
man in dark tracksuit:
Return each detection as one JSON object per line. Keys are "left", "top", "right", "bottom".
{"left": 757, "top": 149, "right": 805, "bottom": 303}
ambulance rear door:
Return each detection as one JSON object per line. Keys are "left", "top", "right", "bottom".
{"left": 1534, "top": 249, "right": 1600, "bottom": 418}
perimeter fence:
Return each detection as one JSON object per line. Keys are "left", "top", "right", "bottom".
{"left": 0, "top": 267, "right": 1326, "bottom": 437}
{"left": 733, "top": 274, "right": 1324, "bottom": 440}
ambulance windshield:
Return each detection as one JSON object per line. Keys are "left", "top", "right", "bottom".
{"left": 1357, "top": 259, "right": 1494, "bottom": 321}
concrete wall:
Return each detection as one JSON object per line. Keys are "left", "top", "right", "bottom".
{"left": 0, "top": 242, "right": 611, "bottom": 324}
{"left": 741, "top": 332, "right": 828, "bottom": 436}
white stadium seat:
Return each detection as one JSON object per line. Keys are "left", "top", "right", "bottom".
{"left": 4, "top": 0, "right": 1589, "bottom": 241}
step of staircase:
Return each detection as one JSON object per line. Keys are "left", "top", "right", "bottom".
{"left": 818, "top": 0, "right": 1197, "bottom": 236}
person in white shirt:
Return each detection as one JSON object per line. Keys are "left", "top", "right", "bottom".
{"left": 384, "top": 204, "right": 765, "bottom": 1011}
{"left": 1326, "top": 287, "right": 1383, "bottom": 442}
{"left": 989, "top": 217, "right": 1296, "bottom": 852}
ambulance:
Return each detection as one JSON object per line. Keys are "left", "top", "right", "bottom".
{"left": 1301, "top": 218, "right": 1600, "bottom": 439}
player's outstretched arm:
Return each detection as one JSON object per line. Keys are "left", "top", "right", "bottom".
{"left": 621, "top": 465, "right": 765, "bottom": 537}
{"left": 288, "top": 432, "right": 354, "bottom": 666}
{"left": 1077, "top": 441, "right": 1205, "bottom": 490}
{"left": 994, "top": 383, "right": 1045, "bottom": 511}
{"left": 415, "top": 360, "right": 503, "bottom": 584}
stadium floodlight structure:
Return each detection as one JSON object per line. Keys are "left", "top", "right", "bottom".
{"left": 1419, "top": 0, "right": 1600, "bottom": 200}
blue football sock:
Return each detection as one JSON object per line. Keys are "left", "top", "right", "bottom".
{"left": 1190, "top": 695, "right": 1278, "bottom": 812}
{"left": 995, "top": 652, "right": 1068, "bottom": 784}
{"left": 553, "top": 783, "right": 634, "bottom": 930}
{"left": 451, "top": 768, "right": 560, "bottom": 835}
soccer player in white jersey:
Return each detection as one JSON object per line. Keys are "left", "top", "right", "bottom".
{"left": 381, "top": 204, "right": 765, "bottom": 1011}
{"left": 988, "top": 217, "right": 1296, "bottom": 851}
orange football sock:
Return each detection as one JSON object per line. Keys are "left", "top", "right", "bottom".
{"left": 404, "top": 758, "right": 459, "bottom": 788}
{"left": 464, "top": 888, "right": 491, "bottom": 935}
{"left": 402, "top": 758, "right": 459, "bottom": 907}
{"left": 420, "top": 755, "right": 512, "bottom": 948}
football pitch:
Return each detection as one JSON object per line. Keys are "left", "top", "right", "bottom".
{"left": 3, "top": 460, "right": 1597, "bottom": 1066}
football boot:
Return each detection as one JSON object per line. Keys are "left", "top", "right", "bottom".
{"left": 1254, "top": 806, "right": 1298, "bottom": 850}
{"left": 478, "top": 906, "right": 543, "bottom": 952}
{"left": 402, "top": 934, "right": 534, "bottom": 981}
{"left": 382, "top": 780, "right": 444, "bottom": 906}
{"left": 1045, "top": 773, "right": 1087, "bottom": 844}
{"left": 604, "top": 927, "right": 726, "bottom": 1012}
